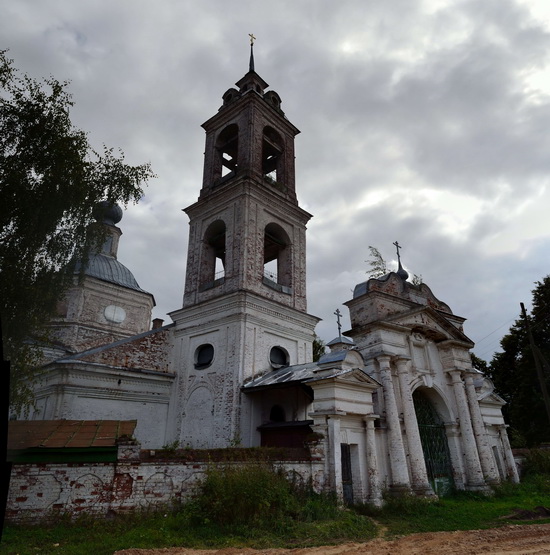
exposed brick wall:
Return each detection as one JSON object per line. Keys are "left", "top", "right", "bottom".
{"left": 6, "top": 448, "right": 325, "bottom": 522}
{"left": 78, "top": 328, "right": 173, "bottom": 373}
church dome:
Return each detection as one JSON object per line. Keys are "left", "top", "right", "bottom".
{"left": 92, "top": 201, "right": 123, "bottom": 226}
{"left": 75, "top": 253, "right": 149, "bottom": 293}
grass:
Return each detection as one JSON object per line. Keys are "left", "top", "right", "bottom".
{"left": 357, "top": 473, "right": 550, "bottom": 538}
{"left": 2, "top": 473, "right": 550, "bottom": 555}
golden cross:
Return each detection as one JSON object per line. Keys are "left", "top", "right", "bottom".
{"left": 249, "top": 33, "right": 256, "bottom": 45}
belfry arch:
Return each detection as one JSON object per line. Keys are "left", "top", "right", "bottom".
{"left": 263, "top": 223, "right": 292, "bottom": 288}
{"left": 215, "top": 124, "right": 239, "bottom": 181}
{"left": 262, "top": 126, "right": 284, "bottom": 185}
{"left": 200, "top": 219, "right": 226, "bottom": 289}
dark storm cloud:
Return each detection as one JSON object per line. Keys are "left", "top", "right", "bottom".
{"left": 3, "top": 0, "right": 550, "bottom": 360}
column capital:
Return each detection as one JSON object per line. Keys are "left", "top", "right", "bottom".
{"left": 376, "top": 353, "right": 393, "bottom": 368}
{"left": 363, "top": 414, "right": 380, "bottom": 423}
{"left": 445, "top": 367, "right": 464, "bottom": 381}
{"left": 394, "top": 355, "right": 412, "bottom": 372}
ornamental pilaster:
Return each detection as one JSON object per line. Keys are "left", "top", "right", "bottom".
{"left": 327, "top": 416, "right": 344, "bottom": 502}
{"left": 448, "top": 369, "right": 487, "bottom": 490}
{"left": 463, "top": 373, "right": 500, "bottom": 484}
{"left": 395, "top": 356, "right": 434, "bottom": 496}
{"left": 364, "top": 415, "right": 382, "bottom": 506}
{"left": 377, "top": 354, "right": 411, "bottom": 492}
{"left": 498, "top": 424, "right": 520, "bottom": 483}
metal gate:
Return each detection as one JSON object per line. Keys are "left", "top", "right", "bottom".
{"left": 413, "top": 391, "right": 454, "bottom": 495}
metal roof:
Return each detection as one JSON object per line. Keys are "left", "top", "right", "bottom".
{"left": 75, "top": 253, "right": 150, "bottom": 294}
{"left": 8, "top": 420, "right": 137, "bottom": 450}
{"left": 326, "top": 336, "right": 355, "bottom": 346}
{"left": 318, "top": 350, "right": 349, "bottom": 364}
{"left": 243, "top": 361, "right": 319, "bottom": 390}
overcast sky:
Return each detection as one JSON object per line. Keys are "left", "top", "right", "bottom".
{"left": 3, "top": 0, "right": 550, "bottom": 361}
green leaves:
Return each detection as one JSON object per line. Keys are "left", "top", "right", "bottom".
{"left": 366, "top": 245, "right": 387, "bottom": 278}
{"left": 0, "top": 50, "right": 154, "bottom": 412}
{"left": 489, "top": 276, "right": 550, "bottom": 446}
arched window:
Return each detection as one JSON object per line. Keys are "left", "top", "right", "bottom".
{"left": 262, "top": 126, "right": 284, "bottom": 185}
{"left": 263, "top": 223, "right": 291, "bottom": 290}
{"left": 200, "top": 220, "right": 226, "bottom": 290}
{"left": 216, "top": 124, "right": 239, "bottom": 181}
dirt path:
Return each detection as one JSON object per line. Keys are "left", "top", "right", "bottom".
{"left": 115, "top": 522, "right": 550, "bottom": 554}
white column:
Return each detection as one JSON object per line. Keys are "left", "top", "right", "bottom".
{"left": 448, "top": 369, "right": 487, "bottom": 490}
{"left": 378, "top": 355, "right": 411, "bottom": 493}
{"left": 498, "top": 425, "right": 520, "bottom": 483}
{"left": 395, "top": 356, "right": 434, "bottom": 496}
{"left": 464, "top": 373, "right": 500, "bottom": 484}
{"left": 327, "top": 416, "right": 344, "bottom": 502}
{"left": 364, "top": 415, "right": 382, "bottom": 506}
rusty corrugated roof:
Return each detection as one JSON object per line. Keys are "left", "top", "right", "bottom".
{"left": 8, "top": 420, "right": 137, "bottom": 450}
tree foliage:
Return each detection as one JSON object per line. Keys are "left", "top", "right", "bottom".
{"left": 312, "top": 335, "right": 326, "bottom": 362}
{"left": 0, "top": 51, "right": 154, "bottom": 412}
{"left": 366, "top": 245, "right": 423, "bottom": 284}
{"left": 488, "top": 276, "right": 550, "bottom": 446}
{"left": 366, "top": 246, "right": 387, "bottom": 278}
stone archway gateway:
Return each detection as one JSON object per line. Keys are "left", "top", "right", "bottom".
{"left": 413, "top": 390, "right": 454, "bottom": 495}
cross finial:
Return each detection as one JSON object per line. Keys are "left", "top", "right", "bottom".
{"left": 248, "top": 34, "right": 256, "bottom": 72}
{"left": 334, "top": 308, "right": 342, "bottom": 340}
{"left": 393, "top": 240, "right": 409, "bottom": 280}
{"left": 393, "top": 241, "right": 402, "bottom": 264}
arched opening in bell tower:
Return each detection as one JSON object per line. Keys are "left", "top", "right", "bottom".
{"left": 262, "top": 126, "right": 284, "bottom": 185}
{"left": 263, "top": 223, "right": 291, "bottom": 290}
{"left": 200, "top": 219, "right": 226, "bottom": 290}
{"left": 216, "top": 124, "right": 239, "bottom": 181}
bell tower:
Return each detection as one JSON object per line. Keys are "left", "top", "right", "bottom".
{"left": 182, "top": 43, "right": 308, "bottom": 311}
{"left": 169, "top": 42, "right": 320, "bottom": 448}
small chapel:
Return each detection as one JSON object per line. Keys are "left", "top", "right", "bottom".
{"left": 27, "top": 44, "right": 519, "bottom": 504}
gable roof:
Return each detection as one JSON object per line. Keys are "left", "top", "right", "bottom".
{"left": 242, "top": 353, "right": 380, "bottom": 393}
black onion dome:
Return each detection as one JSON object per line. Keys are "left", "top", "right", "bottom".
{"left": 92, "top": 201, "right": 123, "bottom": 226}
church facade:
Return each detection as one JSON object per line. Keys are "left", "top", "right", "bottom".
{"left": 29, "top": 49, "right": 519, "bottom": 503}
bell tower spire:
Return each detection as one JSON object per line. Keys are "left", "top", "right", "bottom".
{"left": 248, "top": 33, "right": 256, "bottom": 72}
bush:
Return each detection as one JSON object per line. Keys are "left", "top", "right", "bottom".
{"left": 189, "top": 463, "right": 302, "bottom": 526}
{"left": 523, "top": 449, "right": 550, "bottom": 475}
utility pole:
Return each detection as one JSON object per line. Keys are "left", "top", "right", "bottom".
{"left": 520, "top": 302, "right": 550, "bottom": 428}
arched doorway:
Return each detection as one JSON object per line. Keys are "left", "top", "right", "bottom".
{"left": 413, "top": 390, "right": 454, "bottom": 495}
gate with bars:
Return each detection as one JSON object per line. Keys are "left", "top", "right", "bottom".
{"left": 413, "top": 391, "right": 454, "bottom": 495}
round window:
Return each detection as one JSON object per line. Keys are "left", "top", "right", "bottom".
{"left": 104, "top": 305, "right": 126, "bottom": 324}
{"left": 195, "top": 344, "right": 214, "bottom": 369}
{"left": 270, "top": 346, "right": 289, "bottom": 369}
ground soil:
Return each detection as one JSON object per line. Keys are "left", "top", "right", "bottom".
{"left": 115, "top": 522, "right": 550, "bottom": 555}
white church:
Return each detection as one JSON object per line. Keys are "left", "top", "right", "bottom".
{"left": 30, "top": 47, "right": 519, "bottom": 504}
